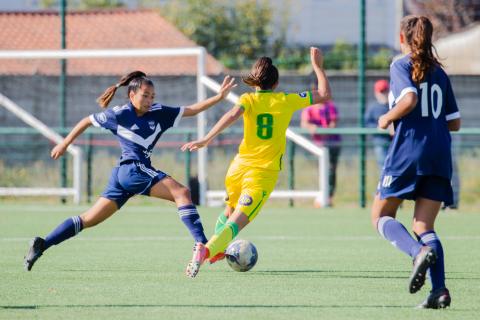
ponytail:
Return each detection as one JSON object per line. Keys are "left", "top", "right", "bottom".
{"left": 96, "top": 70, "right": 152, "bottom": 108}
{"left": 400, "top": 15, "right": 442, "bottom": 84}
{"left": 243, "top": 57, "right": 279, "bottom": 90}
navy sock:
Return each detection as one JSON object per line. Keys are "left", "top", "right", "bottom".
{"left": 419, "top": 231, "right": 445, "bottom": 290}
{"left": 44, "top": 216, "right": 83, "bottom": 249}
{"left": 178, "top": 205, "right": 208, "bottom": 244}
{"left": 377, "top": 216, "right": 422, "bottom": 258}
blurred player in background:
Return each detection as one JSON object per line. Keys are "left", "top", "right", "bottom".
{"left": 182, "top": 47, "right": 331, "bottom": 278}
{"left": 301, "top": 99, "right": 341, "bottom": 207}
{"left": 24, "top": 71, "right": 236, "bottom": 271}
{"left": 365, "top": 79, "right": 391, "bottom": 171}
{"left": 371, "top": 16, "right": 461, "bottom": 309}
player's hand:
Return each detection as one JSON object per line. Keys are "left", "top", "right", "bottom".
{"left": 181, "top": 139, "right": 209, "bottom": 152}
{"left": 51, "top": 142, "right": 67, "bottom": 160}
{"left": 310, "top": 47, "right": 324, "bottom": 69}
{"left": 218, "top": 75, "right": 237, "bottom": 99}
{"left": 378, "top": 114, "right": 392, "bottom": 130}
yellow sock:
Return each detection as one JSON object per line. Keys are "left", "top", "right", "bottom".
{"left": 206, "top": 221, "right": 238, "bottom": 257}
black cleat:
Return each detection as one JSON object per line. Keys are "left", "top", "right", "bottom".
{"left": 409, "top": 246, "right": 437, "bottom": 294}
{"left": 24, "top": 237, "right": 46, "bottom": 271}
{"left": 417, "top": 288, "right": 451, "bottom": 309}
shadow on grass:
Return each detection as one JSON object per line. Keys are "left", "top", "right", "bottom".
{"left": 0, "top": 304, "right": 412, "bottom": 310}
{"left": 251, "top": 270, "right": 480, "bottom": 280}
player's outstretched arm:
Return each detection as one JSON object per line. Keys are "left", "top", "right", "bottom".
{"left": 181, "top": 105, "right": 244, "bottom": 151}
{"left": 310, "top": 47, "right": 332, "bottom": 105}
{"left": 51, "top": 116, "right": 92, "bottom": 160}
{"left": 183, "top": 76, "right": 237, "bottom": 117}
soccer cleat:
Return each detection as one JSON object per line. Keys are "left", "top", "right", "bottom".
{"left": 409, "top": 246, "right": 437, "bottom": 294}
{"left": 417, "top": 288, "right": 451, "bottom": 309}
{"left": 185, "top": 242, "right": 209, "bottom": 278}
{"left": 24, "top": 237, "right": 46, "bottom": 271}
{"left": 209, "top": 252, "right": 226, "bottom": 264}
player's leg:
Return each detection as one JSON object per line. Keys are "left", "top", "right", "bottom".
{"left": 24, "top": 197, "right": 119, "bottom": 271}
{"left": 328, "top": 145, "right": 340, "bottom": 206}
{"left": 372, "top": 172, "right": 427, "bottom": 258}
{"left": 371, "top": 194, "right": 423, "bottom": 256}
{"left": 413, "top": 197, "right": 450, "bottom": 308}
{"left": 372, "top": 193, "right": 434, "bottom": 294}
{"left": 186, "top": 166, "right": 276, "bottom": 278}
{"left": 215, "top": 206, "right": 234, "bottom": 235}
{"left": 206, "top": 166, "right": 276, "bottom": 260}
{"left": 213, "top": 161, "right": 243, "bottom": 236}
{"left": 413, "top": 176, "right": 453, "bottom": 308}
{"left": 149, "top": 176, "right": 207, "bottom": 244}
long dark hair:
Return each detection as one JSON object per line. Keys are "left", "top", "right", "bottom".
{"left": 96, "top": 71, "right": 154, "bottom": 108}
{"left": 400, "top": 15, "right": 442, "bottom": 84}
{"left": 242, "top": 57, "right": 279, "bottom": 90}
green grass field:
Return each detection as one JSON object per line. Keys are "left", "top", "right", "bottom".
{"left": 1, "top": 204, "right": 479, "bottom": 320}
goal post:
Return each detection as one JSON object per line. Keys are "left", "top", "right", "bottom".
{"left": 0, "top": 92, "right": 83, "bottom": 203}
{"left": 0, "top": 47, "right": 208, "bottom": 205}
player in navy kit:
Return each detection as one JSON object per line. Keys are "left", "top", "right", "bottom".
{"left": 24, "top": 70, "right": 236, "bottom": 271}
{"left": 371, "top": 16, "right": 461, "bottom": 309}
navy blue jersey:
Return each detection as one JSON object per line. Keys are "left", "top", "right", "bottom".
{"left": 384, "top": 54, "right": 460, "bottom": 179}
{"left": 89, "top": 102, "right": 184, "bottom": 166}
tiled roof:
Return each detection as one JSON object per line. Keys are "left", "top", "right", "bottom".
{"left": 0, "top": 10, "right": 223, "bottom": 75}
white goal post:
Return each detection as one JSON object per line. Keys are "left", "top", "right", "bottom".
{"left": 0, "top": 47, "right": 328, "bottom": 206}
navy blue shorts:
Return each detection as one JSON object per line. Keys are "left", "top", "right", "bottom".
{"left": 378, "top": 174, "right": 453, "bottom": 206}
{"left": 101, "top": 161, "right": 168, "bottom": 208}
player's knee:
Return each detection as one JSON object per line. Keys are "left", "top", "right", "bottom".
{"left": 172, "top": 185, "right": 192, "bottom": 202}
{"left": 370, "top": 209, "right": 382, "bottom": 230}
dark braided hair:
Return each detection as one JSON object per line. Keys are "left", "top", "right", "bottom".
{"left": 96, "top": 71, "right": 154, "bottom": 108}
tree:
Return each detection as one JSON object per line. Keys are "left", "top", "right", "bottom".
{"left": 162, "top": 0, "right": 285, "bottom": 69}
{"left": 40, "top": 0, "right": 125, "bottom": 9}
{"left": 323, "top": 40, "right": 357, "bottom": 70}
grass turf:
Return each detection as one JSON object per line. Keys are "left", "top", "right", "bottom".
{"left": 1, "top": 204, "right": 479, "bottom": 320}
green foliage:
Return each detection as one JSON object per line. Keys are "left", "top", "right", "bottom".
{"left": 368, "top": 47, "right": 393, "bottom": 70}
{"left": 78, "top": 0, "right": 124, "bottom": 9}
{"left": 162, "top": 0, "right": 282, "bottom": 69}
{"left": 40, "top": 0, "right": 125, "bottom": 9}
{"left": 322, "top": 41, "right": 393, "bottom": 71}
{"left": 323, "top": 40, "right": 357, "bottom": 70}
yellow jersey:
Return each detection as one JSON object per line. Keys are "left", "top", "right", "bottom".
{"left": 235, "top": 90, "right": 313, "bottom": 171}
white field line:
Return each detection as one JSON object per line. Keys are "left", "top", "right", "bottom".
{"left": 2, "top": 235, "right": 480, "bottom": 242}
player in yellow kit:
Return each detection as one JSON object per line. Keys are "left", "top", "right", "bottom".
{"left": 182, "top": 47, "right": 331, "bottom": 278}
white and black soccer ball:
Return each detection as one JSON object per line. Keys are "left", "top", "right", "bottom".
{"left": 225, "top": 239, "right": 258, "bottom": 272}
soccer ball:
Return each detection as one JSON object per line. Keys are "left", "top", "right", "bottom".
{"left": 225, "top": 239, "right": 258, "bottom": 272}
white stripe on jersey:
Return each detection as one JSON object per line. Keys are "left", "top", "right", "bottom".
{"left": 117, "top": 123, "right": 162, "bottom": 149}
{"left": 172, "top": 106, "right": 185, "bottom": 128}
{"left": 394, "top": 87, "right": 418, "bottom": 105}
{"left": 446, "top": 111, "right": 460, "bottom": 121}
{"left": 89, "top": 114, "right": 100, "bottom": 127}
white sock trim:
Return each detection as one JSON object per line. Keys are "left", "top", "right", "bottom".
{"left": 420, "top": 232, "right": 438, "bottom": 244}
{"left": 377, "top": 216, "right": 395, "bottom": 239}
